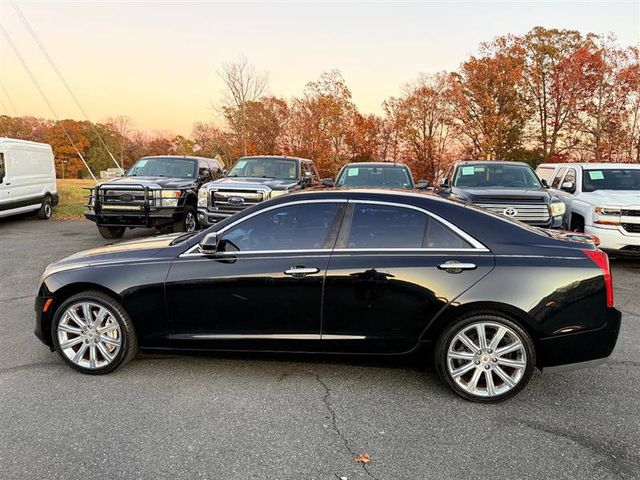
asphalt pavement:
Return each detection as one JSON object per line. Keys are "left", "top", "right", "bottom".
{"left": 1, "top": 218, "right": 639, "bottom": 480}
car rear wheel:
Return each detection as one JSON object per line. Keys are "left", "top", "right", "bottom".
{"left": 52, "top": 291, "right": 138, "bottom": 374}
{"left": 37, "top": 196, "right": 52, "bottom": 220}
{"left": 435, "top": 313, "right": 535, "bottom": 403}
{"left": 98, "top": 226, "right": 126, "bottom": 239}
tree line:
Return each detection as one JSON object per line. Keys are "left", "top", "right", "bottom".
{"left": 1, "top": 26, "right": 638, "bottom": 180}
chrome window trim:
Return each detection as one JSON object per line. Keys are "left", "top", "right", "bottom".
{"left": 168, "top": 333, "right": 367, "bottom": 340}
{"left": 180, "top": 197, "right": 489, "bottom": 257}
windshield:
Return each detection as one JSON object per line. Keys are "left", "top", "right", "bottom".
{"left": 126, "top": 157, "right": 196, "bottom": 179}
{"left": 227, "top": 158, "right": 298, "bottom": 180}
{"left": 336, "top": 165, "right": 413, "bottom": 188}
{"left": 582, "top": 169, "right": 640, "bottom": 192}
{"left": 453, "top": 164, "right": 542, "bottom": 188}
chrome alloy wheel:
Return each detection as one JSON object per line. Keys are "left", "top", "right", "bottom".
{"left": 447, "top": 322, "right": 527, "bottom": 398}
{"left": 185, "top": 211, "right": 197, "bottom": 232}
{"left": 56, "top": 301, "right": 122, "bottom": 369}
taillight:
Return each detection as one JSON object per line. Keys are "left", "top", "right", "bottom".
{"left": 582, "top": 249, "right": 614, "bottom": 307}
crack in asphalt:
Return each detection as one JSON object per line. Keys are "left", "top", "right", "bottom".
{"left": 0, "top": 362, "right": 60, "bottom": 374}
{"left": 0, "top": 294, "right": 33, "bottom": 302}
{"left": 309, "top": 372, "right": 380, "bottom": 480}
{"left": 506, "top": 418, "right": 640, "bottom": 479}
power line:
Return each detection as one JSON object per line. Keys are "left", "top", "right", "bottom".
{"left": 0, "top": 81, "right": 19, "bottom": 115}
{"left": 0, "top": 23, "right": 97, "bottom": 181}
{"left": 10, "top": 0, "right": 124, "bottom": 173}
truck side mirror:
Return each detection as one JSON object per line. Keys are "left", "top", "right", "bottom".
{"left": 199, "top": 232, "right": 219, "bottom": 255}
{"left": 439, "top": 178, "right": 450, "bottom": 189}
{"left": 415, "top": 180, "right": 429, "bottom": 190}
{"left": 541, "top": 179, "right": 549, "bottom": 188}
{"left": 321, "top": 178, "right": 335, "bottom": 187}
{"left": 561, "top": 181, "right": 575, "bottom": 193}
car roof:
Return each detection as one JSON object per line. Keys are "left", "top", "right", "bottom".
{"left": 341, "top": 162, "right": 408, "bottom": 168}
{"left": 537, "top": 162, "right": 640, "bottom": 169}
{"left": 237, "top": 155, "right": 312, "bottom": 163}
{"left": 140, "top": 155, "right": 219, "bottom": 162}
{"left": 455, "top": 160, "right": 531, "bottom": 167}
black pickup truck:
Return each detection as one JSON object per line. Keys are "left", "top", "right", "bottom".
{"left": 85, "top": 155, "right": 224, "bottom": 238}
{"left": 197, "top": 155, "right": 320, "bottom": 226}
{"left": 436, "top": 160, "right": 566, "bottom": 227}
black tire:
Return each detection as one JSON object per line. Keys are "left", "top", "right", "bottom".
{"left": 570, "top": 215, "right": 585, "bottom": 233}
{"left": 51, "top": 290, "right": 138, "bottom": 374}
{"left": 173, "top": 205, "right": 198, "bottom": 233}
{"left": 98, "top": 226, "right": 126, "bottom": 239}
{"left": 37, "top": 196, "right": 53, "bottom": 220}
{"left": 434, "top": 312, "right": 536, "bottom": 403}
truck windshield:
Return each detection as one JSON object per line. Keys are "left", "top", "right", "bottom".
{"left": 126, "top": 158, "right": 197, "bottom": 178}
{"left": 226, "top": 158, "right": 298, "bottom": 180}
{"left": 453, "top": 164, "right": 541, "bottom": 188}
{"left": 336, "top": 165, "right": 413, "bottom": 188}
{"left": 582, "top": 169, "right": 640, "bottom": 192}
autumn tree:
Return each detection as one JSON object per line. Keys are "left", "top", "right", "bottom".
{"left": 451, "top": 36, "right": 530, "bottom": 160}
{"left": 191, "top": 121, "right": 233, "bottom": 165}
{"left": 218, "top": 55, "right": 269, "bottom": 156}
{"left": 47, "top": 120, "right": 90, "bottom": 178}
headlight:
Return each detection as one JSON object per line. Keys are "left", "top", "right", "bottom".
{"left": 155, "top": 189, "right": 182, "bottom": 207}
{"left": 549, "top": 202, "right": 566, "bottom": 216}
{"left": 198, "top": 189, "right": 208, "bottom": 207}
{"left": 269, "top": 190, "right": 288, "bottom": 198}
{"left": 594, "top": 206, "right": 621, "bottom": 216}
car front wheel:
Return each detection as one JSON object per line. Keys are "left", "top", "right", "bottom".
{"left": 52, "top": 290, "right": 138, "bottom": 374}
{"left": 435, "top": 313, "right": 535, "bottom": 403}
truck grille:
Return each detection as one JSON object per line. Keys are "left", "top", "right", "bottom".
{"left": 476, "top": 203, "right": 550, "bottom": 224}
{"left": 621, "top": 209, "right": 640, "bottom": 217}
{"left": 99, "top": 188, "right": 149, "bottom": 210}
{"left": 211, "top": 190, "right": 265, "bottom": 213}
{"left": 622, "top": 223, "right": 640, "bottom": 233}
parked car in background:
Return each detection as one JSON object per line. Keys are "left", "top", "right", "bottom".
{"left": 0, "top": 138, "right": 58, "bottom": 220}
{"left": 197, "top": 155, "right": 319, "bottom": 226}
{"left": 85, "top": 155, "right": 224, "bottom": 238}
{"left": 36, "top": 189, "right": 619, "bottom": 403}
{"left": 536, "top": 163, "right": 640, "bottom": 256}
{"left": 321, "top": 162, "right": 429, "bottom": 190}
{"left": 437, "top": 160, "right": 565, "bottom": 227}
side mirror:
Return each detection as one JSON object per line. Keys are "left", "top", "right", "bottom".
{"left": 561, "top": 181, "right": 575, "bottom": 193}
{"left": 439, "top": 179, "right": 450, "bottom": 189}
{"left": 199, "top": 232, "right": 219, "bottom": 255}
{"left": 541, "top": 179, "right": 549, "bottom": 188}
{"left": 415, "top": 180, "right": 429, "bottom": 190}
{"left": 321, "top": 178, "right": 335, "bottom": 187}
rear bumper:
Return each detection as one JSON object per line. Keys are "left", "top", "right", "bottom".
{"left": 538, "top": 307, "right": 621, "bottom": 369}
{"left": 84, "top": 208, "right": 185, "bottom": 228}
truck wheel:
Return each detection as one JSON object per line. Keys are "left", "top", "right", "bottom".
{"left": 98, "top": 226, "right": 126, "bottom": 239}
{"left": 174, "top": 205, "right": 198, "bottom": 233}
{"left": 37, "top": 196, "right": 53, "bottom": 220}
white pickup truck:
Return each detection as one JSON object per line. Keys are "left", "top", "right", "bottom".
{"left": 536, "top": 163, "right": 640, "bottom": 256}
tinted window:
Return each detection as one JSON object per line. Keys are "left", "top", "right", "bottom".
{"left": 551, "top": 167, "right": 567, "bottom": 189}
{"left": 346, "top": 203, "right": 472, "bottom": 249}
{"left": 126, "top": 157, "right": 196, "bottom": 179}
{"left": 536, "top": 166, "right": 556, "bottom": 182}
{"left": 582, "top": 169, "right": 640, "bottom": 192}
{"left": 452, "top": 164, "right": 541, "bottom": 188}
{"left": 336, "top": 165, "right": 413, "bottom": 188}
{"left": 198, "top": 163, "right": 212, "bottom": 181}
{"left": 220, "top": 202, "right": 341, "bottom": 252}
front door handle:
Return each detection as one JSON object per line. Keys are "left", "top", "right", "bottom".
{"left": 438, "top": 261, "right": 477, "bottom": 273}
{"left": 284, "top": 266, "right": 320, "bottom": 278}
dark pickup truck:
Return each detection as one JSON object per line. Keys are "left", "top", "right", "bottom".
{"left": 197, "top": 155, "right": 320, "bottom": 226}
{"left": 436, "top": 160, "right": 565, "bottom": 227}
{"left": 85, "top": 155, "right": 224, "bottom": 238}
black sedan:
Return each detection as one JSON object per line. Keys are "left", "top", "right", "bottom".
{"left": 34, "top": 189, "right": 620, "bottom": 402}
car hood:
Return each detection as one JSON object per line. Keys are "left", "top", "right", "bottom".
{"left": 44, "top": 233, "right": 182, "bottom": 276}
{"left": 211, "top": 176, "right": 298, "bottom": 191}
{"left": 578, "top": 190, "right": 640, "bottom": 206}
{"left": 453, "top": 187, "right": 552, "bottom": 202}
{"left": 100, "top": 176, "right": 196, "bottom": 189}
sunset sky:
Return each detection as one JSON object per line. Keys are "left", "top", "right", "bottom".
{"left": 1, "top": 1, "right": 638, "bottom": 136}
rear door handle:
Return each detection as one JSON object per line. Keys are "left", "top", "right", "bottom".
{"left": 438, "top": 262, "right": 477, "bottom": 273}
{"left": 284, "top": 266, "right": 320, "bottom": 277}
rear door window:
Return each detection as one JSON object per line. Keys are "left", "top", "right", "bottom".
{"left": 551, "top": 168, "right": 567, "bottom": 189}
{"left": 343, "top": 203, "right": 472, "bottom": 249}
{"left": 536, "top": 166, "right": 556, "bottom": 183}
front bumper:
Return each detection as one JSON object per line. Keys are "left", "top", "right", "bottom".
{"left": 85, "top": 208, "right": 185, "bottom": 228}
{"left": 34, "top": 295, "right": 54, "bottom": 349}
{"left": 585, "top": 224, "right": 640, "bottom": 255}
{"left": 197, "top": 208, "right": 238, "bottom": 226}
{"left": 538, "top": 307, "right": 621, "bottom": 369}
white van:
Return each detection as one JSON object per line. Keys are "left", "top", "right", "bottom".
{"left": 0, "top": 138, "right": 58, "bottom": 220}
